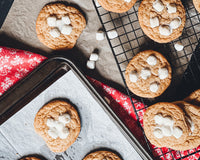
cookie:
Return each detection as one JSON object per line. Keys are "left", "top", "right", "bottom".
{"left": 138, "top": 0, "right": 186, "bottom": 43}
{"left": 125, "top": 50, "right": 172, "bottom": 98}
{"left": 34, "top": 100, "right": 81, "bottom": 152}
{"left": 97, "top": 0, "right": 136, "bottom": 13}
{"left": 143, "top": 102, "right": 190, "bottom": 148}
{"left": 20, "top": 157, "right": 41, "bottom": 160}
{"left": 36, "top": 3, "right": 86, "bottom": 50}
{"left": 83, "top": 150, "right": 121, "bottom": 160}
{"left": 184, "top": 89, "right": 200, "bottom": 106}
{"left": 193, "top": 0, "right": 200, "bottom": 13}
{"left": 172, "top": 101, "right": 200, "bottom": 151}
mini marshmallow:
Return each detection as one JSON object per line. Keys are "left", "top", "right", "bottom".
{"left": 61, "top": 25, "right": 72, "bottom": 35}
{"left": 56, "top": 19, "right": 64, "bottom": 31}
{"left": 173, "top": 127, "right": 183, "bottom": 138}
{"left": 147, "top": 55, "right": 157, "bottom": 66}
{"left": 167, "top": 3, "right": 177, "bottom": 13}
{"left": 87, "top": 60, "right": 95, "bottom": 70}
{"left": 158, "top": 68, "right": 169, "bottom": 79}
{"left": 159, "top": 25, "right": 172, "bottom": 36}
{"left": 124, "top": 0, "right": 131, "bottom": 2}
{"left": 170, "top": 17, "right": 181, "bottom": 29}
{"left": 89, "top": 53, "right": 99, "bottom": 61}
{"left": 140, "top": 68, "right": 151, "bottom": 80}
{"left": 129, "top": 71, "right": 138, "bottom": 83}
{"left": 58, "top": 114, "right": 71, "bottom": 124}
{"left": 48, "top": 128, "right": 58, "bottom": 139}
{"left": 162, "top": 126, "right": 172, "bottom": 137}
{"left": 49, "top": 28, "right": 61, "bottom": 38}
{"left": 150, "top": 82, "right": 159, "bottom": 93}
{"left": 62, "top": 16, "right": 71, "bottom": 25}
{"left": 96, "top": 31, "right": 105, "bottom": 41}
{"left": 58, "top": 127, "right": 69, "bottom": 139}
{"left": 154, "top": 114, "right": 164, "bottom": 125}
{"left": 47, "top": 16, "right": 57, "bottom": 27}
{"left": 174, "top": 42, "right": 184, "bottom": 51}
{"left": 153, "top": 0, "right": 164, "bottom": 12}
{"left": 163, "top": 116, "right": 174, "bottom": 127}
{"left": 107, "top": 30, "right": 118, "bottom": 39}
{"left": 47, "top": 118, "right": 56, "bottom": 127}
{"left": 153, "top": 128, "right": 163, "bottom": 139}
{"left": 54, "top": 121, "right": 65, "bottom": 131}
{"left": 150, "top": 17, "right": 159, "bottom": 28}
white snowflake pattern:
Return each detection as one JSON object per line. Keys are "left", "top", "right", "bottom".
{"left": 10, "top": 55, "right": 24, "bottom": 65}
{"left": 0, "top": 55, "right": 10, "bottom": 65}
{"left": 1, "top": 77, "right": 13, "bottom": 90}
{"left": 115, "top": 98, "right": 120, "bottom": 103}
{"left": 103, "top": 86, "right": 112, "bottom": 94}
{"left": 24, "top": 51, "right": 34, "bottom": 57}
{"left": 120, "top": 94, "right": 128, "bottom": 100}
{"left": 0, "top": 65, "right": 12, "bottom": 76}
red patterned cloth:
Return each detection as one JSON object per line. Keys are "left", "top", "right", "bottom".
{"left": 0, "top": 46, "right": 200, "bottom": 160}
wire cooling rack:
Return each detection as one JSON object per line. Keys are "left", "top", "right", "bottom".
{"left": 93, "top": 0, "right": 200, "bottom": 159}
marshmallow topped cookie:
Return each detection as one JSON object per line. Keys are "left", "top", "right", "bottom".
{"left": 143, "top": 102, "right": 190, "bottom": 149}
{"left": 138, "top": 0, "right": 186, "bottom": 43}
{"left": 83, "top": 150, "right": 122, "bottom": 160}
{"left": 172, "top": 101, "right": 200, "bottom": 151}
{"left": 125, "top": 50, "right": 172, "bottom": 98}
{"left": 36, "top": 3, "right": 86, "bottom": 50}
{"left": 34, "top": 100, "right": 81, "bottom": 152}
{"left": 97, "top": 0, "right": 137, "bottom": 13}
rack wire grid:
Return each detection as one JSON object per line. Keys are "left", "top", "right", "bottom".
{"left": 93, "top": 0, "right": 200, "bottom": 159}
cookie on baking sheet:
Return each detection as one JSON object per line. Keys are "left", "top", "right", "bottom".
{"left": 172, "top": 101, "right": 200, "bottom": 151}
{"left": 193, "top": 0, "right": 200, "bottom": 13}
{"left": 97, "top": 0, "right": 136, "bottom": 13}
{"left": 138, "top": 0, "right": 186, "bottom": 43}
{"left": 143, "top": 102, "right": 190, "bottom": 149}
{"left": 83, "top": 150, "right": 121, "bottom": 160}
{"left": 184, "top": 89, "right": 200, "bottom": 106}
{"left": 34, "top": 100, "right": 81, "bottom": 153}
{"left": 125, "top": 50, "right": 172, "bottom": 98}
{"left": 36, "top": 3, "right": 86, "bottom": 50}
{"left": 20, "top": 157, "right": 41, "bottom": 160}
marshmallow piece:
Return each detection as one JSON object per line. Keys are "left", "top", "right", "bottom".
{"left": 173, "top": 127, "right": 183, "bottom": 138}
{"left": 153, "top": 0, "right": 164, "bottom": 12}
{"left": 62, "top": 16, "right": 71, "bottom": 25}
{"left": 107, "top": 30, "right": 118, "bottom": 39}
{"left": 87, "top": 60, "right": 95, "bottom": 69}
{"left": 58, "top": 114, "right": 71, "bottom": 124}
{"left": 167, "top": 3, "right": 177, "bottom": 13}
{"left": 47, "top": 16, "right": 57, "bottom": 27}
{"left": 162, "top": 126, "right": 172, "bottom": 136}
{"left": 129, "top": 71, "right": 138, "bottom": 83}
{"left": 61, "top": 25, "right": 72, "bottom": 35}
{"left": 174, "top": 42, "right": 184, "bottom": 51}
{"left": 49, "top": 28, "right": 61, "bottom": 38}
{"left": 153, "top": 128, "right": 163, "bottom": 139}
{"left": 150, "top": 17, "right": 159, "bottom": 28}
{"left": 56, "top": 20, "right": 64, "bottom": 31}
{"left": 163, "top": 116, "right": 174, "bottom": 127}
{"left": 124, "top": 0, "right": 131, "bottom": 2}
{"left": 96, "top": 31, "right": 105, "bottom": 41}
{"left": 140, "top": 68, "right": 151, "bottom": 80}
{"left": 158, "top": 68, "right": 169, "bottom": 79}
{"left": 170, "top": 17, "right": 181, "bottom": 29}
{"left": 147, "top": 55, "right": 157, "bottom": 66}
{"left": 47, "top": 118, "right": 55, "bottom": 127}
{"left": 59, "top": 127, "right": 70, "bottom": 139}
{"left": 89, "top": 53, "right": 99, "bottom": 61}
{"left": 48, "top": 128, "right": 58, "bottom": 139}
{"left": 154, "top": 114, "right": 164, "bottom": 125}
{"left": 54, "top": 121, "right": 65, "bottom": 131}
{"left": 150, "top": 82, "right": 159, "bottom": 93}
{"left": 159, "top": 25, "right": 172, "bottom": 36}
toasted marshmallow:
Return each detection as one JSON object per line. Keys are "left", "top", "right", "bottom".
{"left": 140, "top": 68, "right": 151, "bottom": 80}
{"left": 154, "top": 114, "right": 164, "bottom": 125}
{"left": 153, "top": 128, "right": 164, "bottom": 139}
{"left": 49, "top": 28, "right": 61, "bottom": 38}
{"left": 173, "top": 127, "right": 183, "bottom": 139}
{"left": 147, "top": 55, "right": 157, "bottom": 66}
{"left": 150, "top": 82, "right": 159, "bottom": 93}
{"left": 170, "top": 17, "right": 181, "bottom": 29}
{"left": 56, "top": 20, "right": 64, "bottom": 31}
{"left": 158, "top": 68, "right": 168, "bottom": 79}
{"left": 129, "top": 71, "right": 138, "bottom": 83}
{"left": 47, "top": 16, "right": 57, "bottom": 27}
{"left": 159, "top": 25, "right": 172, "bottom": 36}
{"left": 124, "top": 0, "right": 131, "bottom": 2}
{"left": 162, "top": 126, "right": 173, "bottom": 136}
{"left": 150, "top": 17, "right": 159, "bottom": 28}
{"left": 167, "top": 3, "right": 177, "bottom": 13}
{"left": 61, "top": 25, "right": 72, "bottom": 35}
{"left": 153, "top": 0, "right": 164, "bottom": 12}
{"left": 62, "top": 16, "right": 71, "bottom": 25}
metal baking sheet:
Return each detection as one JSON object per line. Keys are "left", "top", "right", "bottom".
{"left": 0, "top": 70, "right": 143, "bottom": 160}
